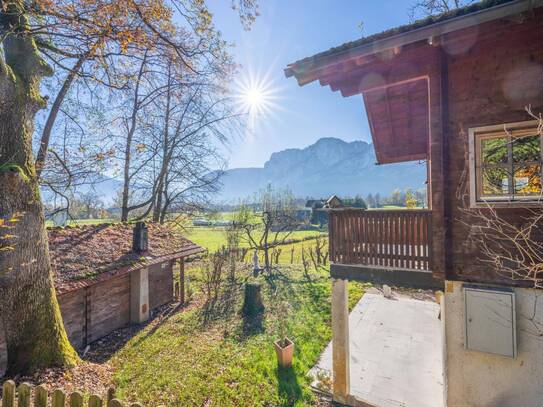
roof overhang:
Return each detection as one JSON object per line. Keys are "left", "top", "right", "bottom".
{"left": 284, "top": 0, "right": 543, "bottom": 164}
{"left": 285, "top": 0, "right": 542, "bottom": 85}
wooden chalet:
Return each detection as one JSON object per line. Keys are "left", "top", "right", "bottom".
{"left": 286, "top": 0, "right": 543, "bottom": 405}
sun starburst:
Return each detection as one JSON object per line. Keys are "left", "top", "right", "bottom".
{"left": 234, "top": 68, "right": 280, "bottom": 131}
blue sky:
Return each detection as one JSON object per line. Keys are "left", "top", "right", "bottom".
{"left": 209, "top": 0, "right": 416, "bottom": 168}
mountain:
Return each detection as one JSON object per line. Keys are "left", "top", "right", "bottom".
{"left": 216, "top": 138, "right": 426, "bottom": 202}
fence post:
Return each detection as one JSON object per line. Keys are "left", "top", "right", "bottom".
{"left": 179, "top": 258, "right": 185, "bottom": 305}
{"left": 34, "top": 384, "right": 48, "bottom": 407}
{"left": 52, "top": 389, "right": 66, "bottom": 407}
{"left": 106, "top": 387, "right": 116, "bottom": 407}
{"left": 18, "top": 382, "right": 32, "bottom": 407}
{"left": 88, "top": 395, "right": 104, "bottom": 407}
{"left": 0, "top": 381, "right": 139, "bottom": 407}
{"left": 70, "top": 391, "right": 84, "bottom": 407}
{"left": 174, "top": 282, "right": 180, "bottom": 301}
{"left": 2, "top": 380, "right": 15, "bottom": 407}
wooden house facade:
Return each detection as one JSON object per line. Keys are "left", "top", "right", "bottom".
{"left": 286, "top": 0, "right": 543, "bottom": 405}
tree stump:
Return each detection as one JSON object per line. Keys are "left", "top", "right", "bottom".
{"left": 242, "top": 283, "right": 264, "bottom": 317}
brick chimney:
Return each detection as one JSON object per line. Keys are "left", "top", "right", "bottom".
{"left": 132, "top": 222, "right": 148, "bottom": 253}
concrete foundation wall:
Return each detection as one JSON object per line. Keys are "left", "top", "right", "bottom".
{"left": 444, "top": 281, "right": 543, "bottom": 407}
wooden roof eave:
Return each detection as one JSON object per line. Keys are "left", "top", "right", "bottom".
{"left": 284, "top": 0, "right": 542, "bottom": 86}
{"left": 55, "top": 245, "right": 205, "bottom": 295}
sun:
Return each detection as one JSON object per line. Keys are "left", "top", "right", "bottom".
{"left": 244, "top": 86, "right": 265, "bottom": 110}
{"left": 234, "top": 69, "right": 279, "bottom": 123}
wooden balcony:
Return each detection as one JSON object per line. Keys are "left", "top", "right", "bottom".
{"left": 329, "top": 209, "right": 435, "bottom": 285}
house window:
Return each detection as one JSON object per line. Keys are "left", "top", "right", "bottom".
{"left": 470, "top": 121, "right": 542, "bottom": 204}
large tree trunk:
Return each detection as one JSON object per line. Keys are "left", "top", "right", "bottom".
{"left": 0, "top": 1, "right": 79, "bottom": 373}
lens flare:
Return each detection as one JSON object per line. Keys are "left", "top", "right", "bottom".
{"left": 234, "top": 68, "right": 281, "bottom": 133}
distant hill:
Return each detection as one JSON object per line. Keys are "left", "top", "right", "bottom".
{"left": 41, "top": 173, "right": 122, "bottom": 207}
{"left": 216, "top": 138, "right": 426, "bottom": 202}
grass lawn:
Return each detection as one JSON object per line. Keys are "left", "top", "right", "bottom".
{"left": 45, "top": 218, "right": 116, "bottom": 227}
{"left": 185, "top": 226, "right": 326, "bottom": 253}
{"left": 111, "top": 265, "right": 366, "bottom": 406}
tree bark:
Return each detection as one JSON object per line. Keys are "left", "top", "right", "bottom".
{"left": 152, "top": 66, "right": 172, "bottom": 222}
{"left": 0, "top": 1, "right": 79, "bottom": 373}
{"left": 121, "top": 53, "right": 148, "bottom": 222}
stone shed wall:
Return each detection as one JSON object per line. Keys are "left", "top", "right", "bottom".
{"left": 58, "top": 261, "right": 174, "bottom": 349}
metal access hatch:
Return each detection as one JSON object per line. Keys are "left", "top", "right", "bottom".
{"left": 464, "top": 285, "right": 517, "bottom": 358}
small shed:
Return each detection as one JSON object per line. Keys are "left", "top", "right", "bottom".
{"left": 48, "top": 222, "right": 204, "bottom": 349}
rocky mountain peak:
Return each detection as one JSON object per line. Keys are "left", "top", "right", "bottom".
{"left": 217, "top": 137, "right": 426, "bottom": 202}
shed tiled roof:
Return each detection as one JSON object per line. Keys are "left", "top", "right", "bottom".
{"left": 285, "top": 0, "right": 515, "bottom": 77}
{"left": 48, "top": 222, "right": 204, "bottom": 293}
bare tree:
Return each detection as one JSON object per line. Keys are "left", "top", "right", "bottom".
{"left": 409, "top": 0, "right": 475, "bottom": 19}
{"left": 33, "top": 0, "right": 258, "bottom": 220}
{"left": 234, "top": 185, "right": 299, "bottom": 274}
{"left": 459, "top": 107, "right": 543, "bottom": 288}
{"left": 33, "top": 0, "right": 258, "bottom": 177}
{"left": 120, "top": 52, "right": 242, "bottom": 223}
{"left": 0, "top": 0, "right": 258, "bottom": 374}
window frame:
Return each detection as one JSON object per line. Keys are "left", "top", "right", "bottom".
{"left": 469, "top": 120, "right": 543, "bottom": 208}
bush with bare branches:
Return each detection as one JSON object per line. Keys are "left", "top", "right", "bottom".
{"left": 458, "top": 107, "right": 543, "bottom": 288}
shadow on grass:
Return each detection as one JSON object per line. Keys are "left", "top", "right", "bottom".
{"left": 276, "top": 365, "right": 302, "bottom": 406}
{"left": 241, "top": 312, "right": 265, "bottom": 338}
{"left": 84, "top": 301, "right": 186, "bottom": 363}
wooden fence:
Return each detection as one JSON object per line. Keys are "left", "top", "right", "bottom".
{"left": 329, "top": 209, "right": 433, "bottom": 271}
{"left": 0, "top": 381, "right": 148, "bottom": 407}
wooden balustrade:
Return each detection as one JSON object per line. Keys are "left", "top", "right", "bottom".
{"left": 329, "top": 209, "right": 433, "bottom": 271}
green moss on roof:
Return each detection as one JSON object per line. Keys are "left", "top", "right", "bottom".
{"left": 289, "top": 0, "right": 516, "bottom": 69}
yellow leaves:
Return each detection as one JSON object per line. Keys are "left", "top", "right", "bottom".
{"left": 0, "top": 212, "right": 22, "bottom": 229}
{"left": 32, "top": 0, "right": 177, "bottom": 52}
{"left": 0, "top": 212, "right": 21, "bottom": 253}
{"left": 93, "top": 148, "right": 115, "bottom": 162}
{"left": 135, "top": 143, "right": 146, "bottom": 153}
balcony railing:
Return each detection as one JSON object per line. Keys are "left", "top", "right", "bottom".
{"left": 329, "top": 209, "right": 433, "bottom": 271}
